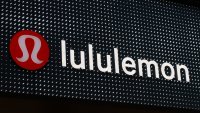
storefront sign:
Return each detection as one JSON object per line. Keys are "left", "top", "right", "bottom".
{"left": 0, "top": 0, "right": 199, "bottom": 110}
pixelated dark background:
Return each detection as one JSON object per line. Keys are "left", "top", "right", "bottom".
{"left": 0, "top": 0, "right": 199, "bottom": 113}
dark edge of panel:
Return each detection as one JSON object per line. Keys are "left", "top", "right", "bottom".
{"left": 0, "top": 92, "right": 199, "bottom": 113}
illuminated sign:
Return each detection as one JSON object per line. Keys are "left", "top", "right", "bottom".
{"left": 8, "top": 30, "right": 191, "bottom": 83}
{"left": 0, "top": 0, "right": 199, "bottom": 110}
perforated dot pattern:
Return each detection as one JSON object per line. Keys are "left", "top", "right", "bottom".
{"left": 0, "top": 0, "right": 199, "bottom": 110}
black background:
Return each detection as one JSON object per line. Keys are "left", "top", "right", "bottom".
{"left": 0, "top": 0, "right": 199, "bottom": 112}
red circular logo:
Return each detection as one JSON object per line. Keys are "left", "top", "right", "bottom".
{"left": 9, "top": 30, "right": 50, "bottom": 70}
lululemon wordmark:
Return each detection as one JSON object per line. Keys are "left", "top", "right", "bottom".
{"left": 61, "top": 40, "right": 190, "bottom": 82}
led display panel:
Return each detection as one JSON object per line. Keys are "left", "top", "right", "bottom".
{"left": 0, "top": 0, "right": 199, "bottom": 110}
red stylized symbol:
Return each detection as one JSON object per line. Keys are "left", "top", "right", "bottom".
{"left": 9, "top": 30, "right": 50, "bottom": 70}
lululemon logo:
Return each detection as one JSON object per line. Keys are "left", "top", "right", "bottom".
{"left": 9, "top": 30, "right": 50, "bottom": 70}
